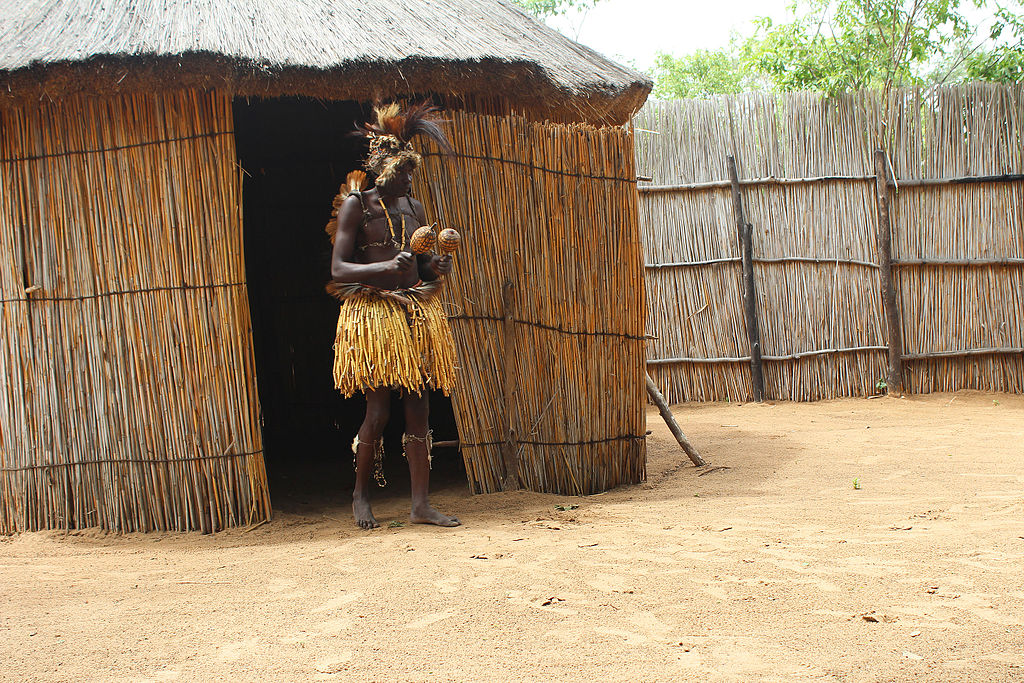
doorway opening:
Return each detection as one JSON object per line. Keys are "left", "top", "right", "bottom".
{"left": 232, "top": 97, "right": 463, "bottom": 502}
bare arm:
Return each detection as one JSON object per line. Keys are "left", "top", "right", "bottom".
{"left": 412, "top": 199, "right": 452, "bottom": 281}
{"left": 331, "top": 195, "right": 412, "bottom": 282}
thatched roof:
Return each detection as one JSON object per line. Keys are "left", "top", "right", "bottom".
{"left": 0, "top": 0, "right": 651, "bottom": 124}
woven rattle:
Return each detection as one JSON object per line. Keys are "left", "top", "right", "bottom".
{"left": 410, "top": 225, "right": 438, "bottom": 254}
{"left": 437, "top": 228, "right": 461, "bottom": 254}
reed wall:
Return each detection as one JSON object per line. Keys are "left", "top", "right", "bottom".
{"left": 638, "top": 84, "right": 1024, "bottom": 402}
{"left": 0, "top": 89, "right": 270, "bottom": 533}
{"left": 415, "top": 111, "right": 647, "bottom": 494}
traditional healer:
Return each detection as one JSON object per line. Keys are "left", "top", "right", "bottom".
{"left": 326, "top": 103, "right": 461, "bottom": 529}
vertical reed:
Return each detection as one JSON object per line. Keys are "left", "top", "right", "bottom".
{"left": 636, "top": 84, "right": 1024, "bottom": 402}
{"left": 414, "top": 111, "right": 647, "bottom": 495}
{"left": 891, "top": 84, "right": 1024, "bottom": 394}
{"left": 637, "top": 94, "right": 887, "bottom": 402}
{"left": 0, "top": 88, "right": 271, "bottom": 533}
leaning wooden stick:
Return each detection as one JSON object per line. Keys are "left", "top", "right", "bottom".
{"left": 645, "top": 373, "right": 706, "bottom": 467}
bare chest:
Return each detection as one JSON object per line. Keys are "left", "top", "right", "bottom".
{"left": 356, "top": 206, "right": 417, "bottom": 259}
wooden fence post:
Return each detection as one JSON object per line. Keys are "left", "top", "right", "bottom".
{"left": 872, "top": 149, "right": 904, "bottom": 395}
{"left": 727, "top": 155, "right": 766, "bottom": 402}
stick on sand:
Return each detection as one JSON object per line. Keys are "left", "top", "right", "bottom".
{"left": 646, "top": 373, "right": 706, "bottom": 467}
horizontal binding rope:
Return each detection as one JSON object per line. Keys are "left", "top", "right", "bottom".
{"left": 462, "top": 434, "right": 646, "bottom": 449}
{"left": 650, "top": 347, "right": 1024, "bottom": 365}
{"left": 1, "top": 281, "right": 246, "bottom": 304}
{"left": 647, "top": 256, "right": 881, "bottom": 269}
{"left": 897, "top": 172, "right": 1024, "bottom": 187}
{"left": 451, "top": 314, "right": 646, "bottom": 341}
{"left": 646, "top": 257, "right": 1024, "bottom": 270}
{"left": 903, "top": 347, "right": 1024, "bottom": 360}
{"left": 421, "top": 150, "right": 634, "bottom": 184}
{"left": 0, "top": 130, "right": 234, "bottom": 164}
{"left": 0, "top": 450, "right": 263, "bottom": 473}
{"left": 649, "top": 345, "right": 890, "bottom": 364}
{"left": 638, "top": 172, "right": 1024, "bottom": 193}
{"left": 892, "top": 258, "right": 1024, "bottom": 266}
{"left": 639, "top": 174, "right": 875, "bottom": 192}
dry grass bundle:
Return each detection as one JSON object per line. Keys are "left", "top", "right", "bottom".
{"left": 413, "top": 111, "right": 647, "bottom": 494}
{"left": 0, "top": 88, "right": 270, "bottom": 533}
{"left": 331, "top": 285, "right": 457, "bottom": 398}
{"left": 636, "top": 84, "right": 1024, "bottom": 402}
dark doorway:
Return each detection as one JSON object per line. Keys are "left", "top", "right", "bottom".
{"left": 232, "top": 97, "right": 463, "bottom": 501}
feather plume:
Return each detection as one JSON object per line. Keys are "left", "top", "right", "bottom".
{"left": 346, "top": 170, "right": 368, "bottom": 194}
{"left": 374, "top": 103, "right": 403, "bottom": 136}
{"left": 357, "top": 101, "right": 453, "bottom": 154}
{"left": 399, "top": 102, "right": 454, "bottom": 154}
{"left": 325, "top": 171, "right": 369, "bottom": 243}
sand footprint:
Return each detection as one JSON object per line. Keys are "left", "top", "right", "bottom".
{"left": 217, "top": 637, "right": 260, "bottom": 663}
{"left": 320, "top": 617, "right": 353, "bottom": 634}
{"left": 405, "top": 612, "right": 457, "bottom": 629}
{"left": 584, "top": 572, "right": 636, "bottom": 593}
{"left": 593, "top": 626, "right": 652, "bottom": 646}
{"left": 434, "top": 576, "right": 462, "bottom": 594}
{"left": 955, "top": 593, "right": 1024, "bottom": 626}
{"left": 312, "top": 592, "right": 363, "bottom": 613}
{"left": 314, "top": 651, "right": 354, "bottom": 678}
{"left": 628, "top": 611, "right": 675, "bottom": 643}
{"left": 265, "top": 576, "right": 305, "bottom": 601}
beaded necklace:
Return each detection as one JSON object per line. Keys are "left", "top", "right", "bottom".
{"left": 378, "top": 198, "right": 406, "bottom": 250}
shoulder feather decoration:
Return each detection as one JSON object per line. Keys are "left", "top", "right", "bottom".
{"left": 324, "top": 170, "right": 370, "bottom": 243}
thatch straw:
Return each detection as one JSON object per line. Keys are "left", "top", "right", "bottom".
{"left": 413, "top": 111, "right": 647, "bottom": 494}
{"left": 0, "top": 0, "right": 651, "bottom": 126}
{"left": 0, "top": 88, "right": 270, "bottom": 533}
{"left": 637, "top": 83, "right": 1024, "bottom": 402}
{"left": 330, "top": 283, "right": 458, "bottom": 398}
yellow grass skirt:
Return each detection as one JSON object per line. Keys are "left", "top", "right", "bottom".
{"left": 330, "top": 281, "right": 457, "bottom": 397}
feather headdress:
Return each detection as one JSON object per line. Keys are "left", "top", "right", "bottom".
{"left": 357, "top": 102, "right": 453, "bottom": 185}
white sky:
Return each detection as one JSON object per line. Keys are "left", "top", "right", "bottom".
{"left": 544, "top": 0, "right": 1003, "bottom": 73}
{"left": 545, "top": 0, "right": 793, "bottom": 71}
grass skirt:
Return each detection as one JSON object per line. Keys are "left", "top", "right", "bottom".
{"left": 330, "top": 280, "right": 457, "bottom": 397}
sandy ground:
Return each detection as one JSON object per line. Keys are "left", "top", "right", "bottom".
{"left": 1, "top": 392, "right": 1023, "bottom": 683}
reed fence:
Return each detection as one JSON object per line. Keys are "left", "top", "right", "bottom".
{"left": 637, "top": 84, "right": 1024, "bottom": 402}
{"left": 0, "top": 89, "right": 270, "bottom": 533}
{"left": 416, "top": 111, "right": 647, "bottom": 494}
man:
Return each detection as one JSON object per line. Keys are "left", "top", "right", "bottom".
{"left": 327, "top": 103, "right": 460, "bottom": 529}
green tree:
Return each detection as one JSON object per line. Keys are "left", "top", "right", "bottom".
{"left": 652, "top": 47, "right": 760, "bottom": 98}
{"left": 650, "top": 0, "right": 1024, "bottom": 97}
{"left": 510, "top": 0, "right": 603, "bottom": 17}
{"left": 962, "top": 3, "right": 1024, "bottom": 80}
{"left": 741, "top": 0, "right": 975, "bottom": 94}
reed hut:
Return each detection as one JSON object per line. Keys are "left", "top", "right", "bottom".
{"left": 0, "top": 0, "right": 652, "bottom": 532}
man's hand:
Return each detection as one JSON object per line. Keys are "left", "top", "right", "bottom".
{"left": 432, "top": 254, "right": 453, "bottom": 277}
{"left": 388, "top": 252, "right": 415, "bottom": 274}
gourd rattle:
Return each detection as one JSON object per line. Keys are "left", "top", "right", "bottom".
{"left": 437, "top": 228, "right": 461, "bottom": 255}
{"left": 409, "top": 225, "right": 437, "bottom": 254}
{"left": 410, "top": 226, "right": 461, "bottom": 255}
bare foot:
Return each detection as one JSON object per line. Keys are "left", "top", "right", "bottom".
{"left": 410, "top": 504, "right": 461, "bottom": 527}
{"left": 353, "top": 494, "right": 379, "bottom": 529}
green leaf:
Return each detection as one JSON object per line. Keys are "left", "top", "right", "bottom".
{"left": 647, "top": 0, "right": 1024, "bottom": 96}
{"left": 509, "top": 0, "right": 603, "bottom": 17}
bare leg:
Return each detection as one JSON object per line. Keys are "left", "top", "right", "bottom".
{"left": 404, "top": 392, "right": 460, "bottom": 527}
{"left": 352, "top": 388, "right": 390, "bottom": 529}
